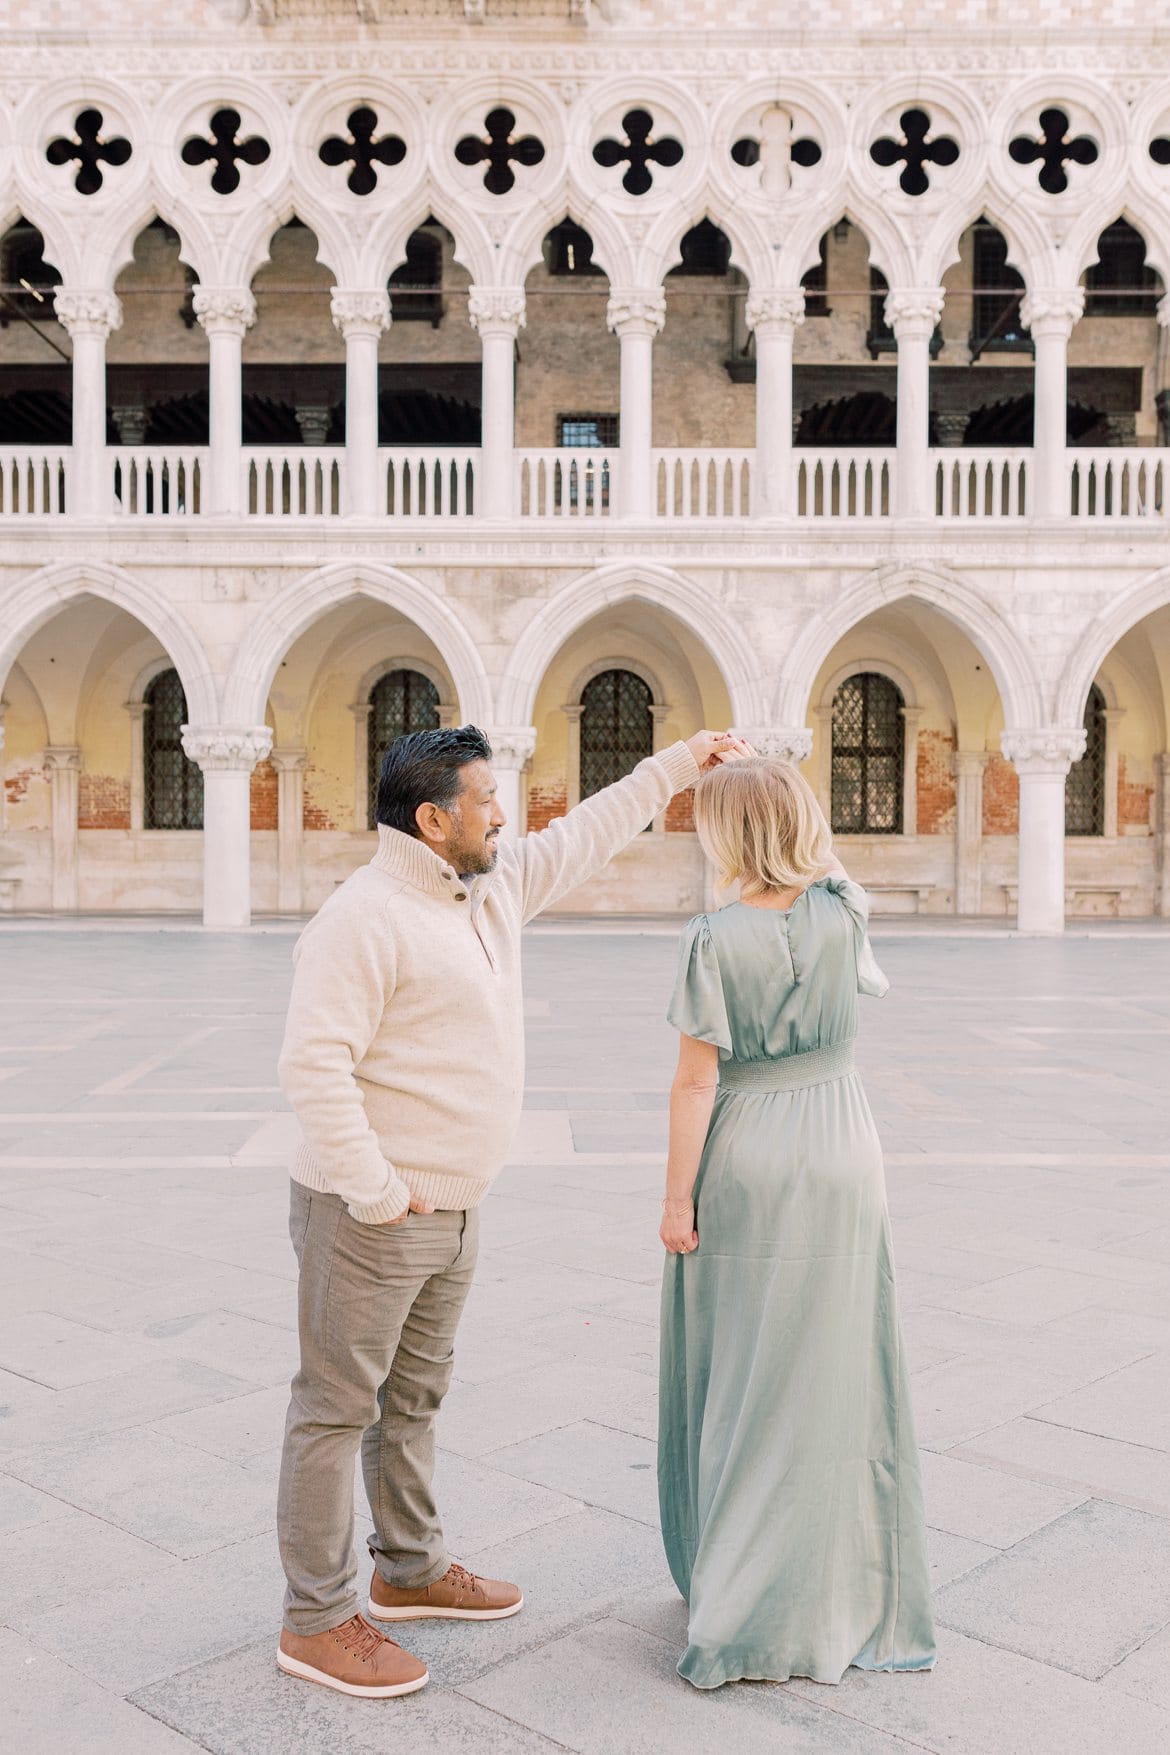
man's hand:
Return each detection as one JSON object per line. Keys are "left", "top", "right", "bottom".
{"left": 385, "top": 1194, "right": 435, "bottom": 1226}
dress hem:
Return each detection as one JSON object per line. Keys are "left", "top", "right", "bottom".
{"left": 677, "top": 1650, "right": 938, "bottom": 1690}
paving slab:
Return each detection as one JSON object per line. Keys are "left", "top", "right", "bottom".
{"left": 1, "top": 1505, "right": 174, "bottom": 1620}
{"left": 486, "top": 1418, "right": 660, "bottom": 1525}
{"left": 0, "top": 1626, "right": 198, "bottom": 1755}
{"left": 934, "top": 1499, "right": 1170, "bottom": 1678}
{"left": 1102, "top": 1621, "right": 1170, "bottom": 1713}
{"left": 919, "top": 1447, "right": 1088, "bottom": 1548}
{"left": 1031, "top": 1352, "right": 1170, "bottom": 1450}
{"left": 955, "top": 1415, "right": 1170, "bottom": 1516}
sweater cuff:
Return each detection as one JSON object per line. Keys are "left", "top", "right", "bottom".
{"left": 654, "top": 740, "right": 702, "bottom": 794}
{"left": 348, "top": 1179, "right": 412, "bottom": 1225}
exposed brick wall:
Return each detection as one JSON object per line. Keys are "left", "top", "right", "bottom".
{"left": 78, "top": 774, "right": 131, "bottom": 830}
{"left": 982, "top": 753, "right": 1019, "bottom": 835}
{"left": 665, "top": 790, "right": 695, "bottom": 833}
{"left": 303, "top": 775, "right": 338, "bottom": 832}
{"left": 526, "top": 785, "right": 567, "bottom": 834}
{"left": 1117, "top": 755, "right": 1153, "bottom": 829}
{"left": 4, "top": 768, "right": 37, "bottom": 808}
{"left": 250, "top": 759, "right": 278, "bottom": 831}
{"left": 916, "top": 729, "right": 956, "bottom": 835}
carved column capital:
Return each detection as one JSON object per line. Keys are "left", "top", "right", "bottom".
{"left": 181, "top": 724, "right": 273, "bottom": 773}
{"left": 952, "top": 749, "right": 991, "bottom": 779}
{"left": 1019, "top": 288, "right": 1085, "bottom": 338}
{"left": 43, "top": 745, "right": 82, "bottom": 772}
{"left": 467, "top": 286, "right": 527, "bottom": 339}
{"left": 737, "top": 726, "right": 814, "bottom": 764}
{"left": 606, "top": 289, "right": 667, "bottom": 338}
{"left": 1001, "top": 727, "right": 1087, "bottom": 775}
{"left": 484, "top": 726, "right": 537, "bottom": 770}
{"left": 269, "top": 746, "right": 309, "bottom": 774}
{"left": 745, "top": 289, "right": 806, "bottom": 334}
{"left": 560, "top": 704, "right": 584, "bottom": 724}
{"left": 54, "top": 289, "right": 123, "bottom": 339}
{"left": 330, "top": 288, "right": 391, "bottom": 339}
{"left": 193, "top": 286, "right": 257, "bottom": 339}
{"left": 883, "top": 288, "right": 945, "bottom": 340}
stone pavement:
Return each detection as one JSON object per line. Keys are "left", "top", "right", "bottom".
{"left": 0, "top": 920, "right": 1169, "bottom": 1753}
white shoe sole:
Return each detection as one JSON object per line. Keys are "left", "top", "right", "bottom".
{"left": 366, "top": 1593, "right": 524, "bottom": 1623}
{"left": 276, "top": 1648, "right": 429, "bottom": 1697}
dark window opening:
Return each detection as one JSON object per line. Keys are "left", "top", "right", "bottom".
{"left": 972, "top": 220, "right": 1029, "bottom": 353}
{"left": 389, "top": 229, "right": 444, "bottom": 326}
{"left": 831, "top": 672, "right": 904, "bottom": 835}
{"left": 0, "top": 223, "right": 61, "bottom": 325}
{"left": 1065, "top": 683, "right": 1106, "bottom": 836}
{"left": 367, "top": 669, "right": 442, "bottom": 829}
{"left": 667, "top": 220, "right": 731, "bottom": 278}
{"left": 547, "top": 221, "right": 604, "bottom": 277}
{"left": 557, "top": 413, "right": 619, "bottom": 448}
{"left": 144, "top": 669, "right": 203, "bottom": 831}
{"left": 1084, "top": 221, "right": 1159, "bottom": 317}
{"left": 801, "top": 234, "right": 830, "bottom": 318}
{"left": 579, "top": 669, "right": 653, "bottom": 803}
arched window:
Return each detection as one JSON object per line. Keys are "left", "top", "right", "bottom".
{"left": 367, "top": 668, "right": 441, "bottom": 827}
{"left": 144, "top": 669, "right": 203, "bottom": 830}
{"left": 579, "top": 669, "right": 653, "bottom": 801}
{"left": 1066, "top": 683, "right": 1106, "bottom": 836}
{"left": 831, "top": 672, "right": 905, "bottom": 834}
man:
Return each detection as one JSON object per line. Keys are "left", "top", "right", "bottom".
{"left": 275, "top": 720, "right": 730, "bottom": 1698}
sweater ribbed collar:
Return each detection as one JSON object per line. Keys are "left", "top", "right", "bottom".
{"left": 370, "top": 824, "right": 464, "bottom": 897}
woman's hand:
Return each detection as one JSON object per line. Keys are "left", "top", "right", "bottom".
{"left": 710, "top": 735, "right": 757, "bottom": 765}
{"left": 660, "top": 1197, "right": 698, "bottom": 1255}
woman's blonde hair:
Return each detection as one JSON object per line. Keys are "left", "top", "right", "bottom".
{"left": 694, "top": 756, "right": 832, "bottom": 896}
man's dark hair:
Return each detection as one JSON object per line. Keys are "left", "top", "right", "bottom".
{"left": 376, "top": 724, "right": 493, "bottom": 835}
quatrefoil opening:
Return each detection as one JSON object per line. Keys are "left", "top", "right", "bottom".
{"left": 454, "top": 108, "right": 544, "bottom": 196}
{"left": 1150, "top": 137, "right": 1170, "bottom": 167}
{"left": 46, "top": 108, "right": 132, "bottom": 196}
{"left": 1009, "top": 108, "right": 1097, "bottom": 196}
{"left": 593, "top": 109, "right": 683, "bottom": 197}
{"left": 869, "top": 108, "right": 958, "bottom": 197}
{"left": 181, "top": 108, "right": 271, "bottom": 196}
{"left": 319, "top": 108, "right": 407, "bottom": 197}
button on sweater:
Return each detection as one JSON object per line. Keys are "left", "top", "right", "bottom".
{"left": 278, "top": 739, "right": 701, "bottom": 1223}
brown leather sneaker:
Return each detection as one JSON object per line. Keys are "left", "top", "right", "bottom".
{"left": 367, "top": 1561, "right": 523, "bottom": 1622}
{"left": 276, "top": 1613, "right": 428, "bottom": 1698}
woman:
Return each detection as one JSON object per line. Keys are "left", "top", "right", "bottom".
{"left": 657, "top": 751, "right": 936, "bottom": 1690}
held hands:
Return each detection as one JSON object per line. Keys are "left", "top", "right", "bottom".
{"left": 660, "top": 1196, "right": 698, "bottom": 1255}
{"left": 685, "top": 731, "right": 758, "bottom": 773}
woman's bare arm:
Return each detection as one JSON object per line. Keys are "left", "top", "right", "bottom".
{"left": 661, "top": 1032, "right": 720, "bottom": 1252}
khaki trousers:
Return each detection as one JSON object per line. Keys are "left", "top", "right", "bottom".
{"left": 277, "top": 1181, "right": 479, "bottom": 1634}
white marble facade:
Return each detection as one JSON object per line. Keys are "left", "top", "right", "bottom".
{"left": 1, "top": 4, "right": 1170, "bottom": 930}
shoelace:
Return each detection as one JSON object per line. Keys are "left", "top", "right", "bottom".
{"left": 444, "top": 1563, "right": 482, "bottom": 1597}
{"left": 336, "top": 1615, "right": 390, "bottom": 1664}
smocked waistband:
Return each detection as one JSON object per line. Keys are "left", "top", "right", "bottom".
{"left": 718, "top": 1040, "right": 856, "bottom": 1093}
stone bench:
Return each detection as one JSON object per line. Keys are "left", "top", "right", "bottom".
{"left": 1002, "top": 882, "right": 1132, "bottom": 917}
{"left": 866, "top": 884, "right": 935, "bottom": 915}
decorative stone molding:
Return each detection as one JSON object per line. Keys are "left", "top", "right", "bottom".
{"left": 43, "top": 745, "right": 83, "bottom": 771}
{"left": 882, "top": 289, "right": 945, "bottom": 339}
{"left": 181, "top": 724, "right": 273, "bottom": 772}
{"left": 53, "top": 289, "right": 123, "bottom": 338}
{"left": 330, "top": 289, "right": 391, "bottom": 338}
{"left": 1001, "top": 728, "right": 1087, "bottom": 773}
{"left": 193, "top": 287, "right": 257, "bottom": 338}
{"left": 467, "top": 286, "right": 527, "bottom": 338}
{"left": 269, "top": 747, "right": 310, "bottom": 773}
{"left": 606, "top": 290, "right": 667, "bottom": 338}
{"left": 745, "top": 290, "right": 805, "bottom": 333}
{"left": 1019, "top": 289, "right": 1085, "bottom": 337}
{"left": 952, "top": 749, "right": 991, "bottom": 779}
{"left": 738, "top": 726, "right": 814, "bottom": 763}
{"left": 483, "top": 726, "right": 537, "bottom": 769}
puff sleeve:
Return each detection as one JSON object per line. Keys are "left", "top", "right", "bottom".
{"left": 822, "top": 876, "right": 890, "bottom": 999}
{"left": 667, "top": 914, "right": 733, "bottom": 1053}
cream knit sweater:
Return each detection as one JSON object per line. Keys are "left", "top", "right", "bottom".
{"left": 278, "top": 740, "right": 701, "bottom": 1222}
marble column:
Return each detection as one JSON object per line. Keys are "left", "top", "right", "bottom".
{"left": 468, "top": 287, "right": 526, "bottom": 519}
{"left": 746, "top": 290, "right": 804, "bottom": 517}
{"left": 44, "top": 746, "right": 81, "bottom": 911}
{"left": 562, "top": 704, "right": 584, "bottom": 811}
{"left": 886, "top": 288, "right": 945, "bottom": 519}
{"left": 193, "top": 288, "right": 256, "bottom": 518}
{"left": 270, "top": 747, "right": 308, "bottom": 914}
{"left": 607, "top": 290, "right": 666, "bottom": 519}
{"left": 1155, "top": 752, "right": 1170, "bottom": 917}
{"left": 483, "top": 726, "right": 537, "bottom": 841}
{"left": 54, "top": 289, "right": 122, "bottom": 516}
{"left": 331, "top": 289, "right": 390, "bottom": 518}
{"left": 953, "top": 750, "right": 989, "bottom": 916}
{"left": 1101, "top": 707, "right": 1125, "bottom": 841}
{"left": 1002, "top": 729, "right": 1086, "bottom": 934}
{"left": 900, "top": 706, "right": 922, "bottom": 836}
{"left": 181, "top": 726, "right": 273, "bottom": 929}
{"left": 650, "top": 703, "right": 672, "bottom": 831}
{"left": 1021, "top": 289, "right": 1084, "bottom": 518}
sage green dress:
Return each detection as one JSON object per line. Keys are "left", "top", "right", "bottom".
{"left": 658, "top": 878, "right": 936, "bottom": 1689}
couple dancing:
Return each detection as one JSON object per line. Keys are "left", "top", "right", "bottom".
{"left": 275, "top": 724, "right": 936, "bottom": 1697}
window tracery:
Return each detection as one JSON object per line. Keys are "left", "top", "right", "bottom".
{"left": 181, "top": 108, "right": 271, "bottom": 195}
{"left": 455, "top": 108, "right": 544, "bottom": 195}
{"left": 144, "top": 669, "right": 203, "bottom": 831}
{"left": 869, "top": 108, "right": 958, "bottom": 196}
{"left": 579, "top": 669, "right": 653, "bottom": 800}
{"left": 46, "top": 109, "right": 132, "bottom": 195}
{"left": 593, "top": 109, "right": 683, "bottom": 196}
{"left": 318, "top": 107, "right": 406, "bottom": 196}
{"left": 367, "top": 668, "right": 441, "bottom": 828}
{"left": 831, "top": 673, "right": 904, "bottom": 835}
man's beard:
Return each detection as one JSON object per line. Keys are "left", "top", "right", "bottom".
{"left": 448, "top": 821, "right": 500, "bottom": 876}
